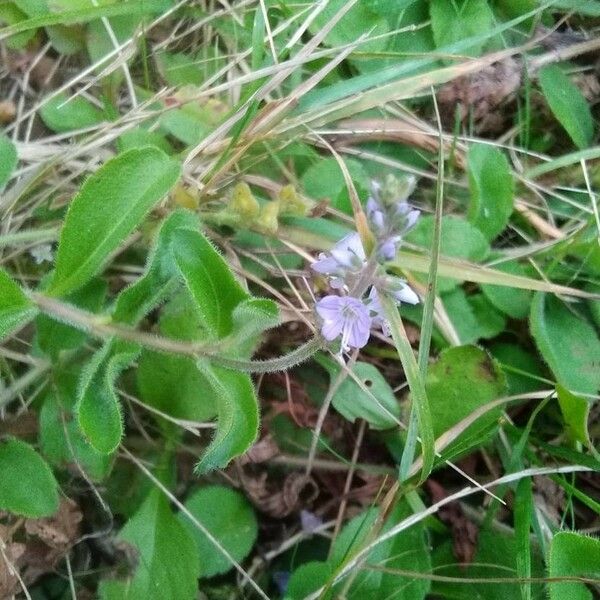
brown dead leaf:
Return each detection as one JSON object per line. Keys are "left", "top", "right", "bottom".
{"left": 437, "top": 57, "right": 522, "bottom": 133}
{"left": 0, "top": 101, "right": 16, "bottom": 124}
{"left": 24, "top": 497, "right": 82, "bottom": 551}
{"left": 240, "top": 469, "right": 319, "bottom": 518}
{"left": 0, "top": 525, "right": 26, "bottom": 599}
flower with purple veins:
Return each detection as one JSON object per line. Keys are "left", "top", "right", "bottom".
{"left": 315, "top": 295, "right": 371, "bottom": 350}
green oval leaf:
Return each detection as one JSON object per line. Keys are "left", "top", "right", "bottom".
{"left": 180, "top": 485, "right": 258, "bottom": 578}
{"left": 538, "top": 65, "right": 594, "bottom": 149}
{"left": 39, "top": 92, "right": 105, "bottom": 133}
{"left": 171, "top": 227, "right": 248, "bottom": 339}
{"left": 194, "top": 362, "right": 259, "bottom": 474}
{"left": 548, "top": 531, "right": 600, "bottom": 600}
{"left": 77, "top": 341, "right": 140, "bottom": 454}
{"left": 48, "top": 147, "right": 181, "bottom": 297}
{"left": 426, "top": 345, "right": 507, "bottom": 459}
{"left": 0, "top": 267, "right": 37, "bottom": 340}
{"left": 467, "top": 144, "right": 514, "bottom": 241}
{"left": 0, "top": 438, "right": 59, "bottom": 517}
{"left": 99, "top": 490, "right": 200, "bottom": 599}
{"left": 317, "top": 356, "right": 400, "bottom": 430}
{"left": 530, "top": 293, "right": 600, "bottom": 395}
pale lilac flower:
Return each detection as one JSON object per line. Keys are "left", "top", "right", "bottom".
{"left": 300, "top": 510, "right": 323, "bottom": 533}
{"left": 316, "top": 295, "right": 371, "bottom": 350}
{"left": 367, "top": 281, "right": 419, "bottom": 336}
{"left": 311, "top": 232, "right": 366, "bottom": 288}
{"left": 366, "top": 187, "right": 420, "bottom": 262}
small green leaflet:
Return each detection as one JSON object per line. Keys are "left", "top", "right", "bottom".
{"left": 538, "top": 65, "right": 594, "bottom": 149}
{"left": 77, "top": 340, "right": 140, "bottom": 454}
{"left": 467, "top": 144, "right": 514, "bottom": 241}
{"left": 99, "top": 490, "right": 200, "bottom": 600}
{"left": 194, "top": 362, "right": 259, "bottom": 474}
{"left": 48, "top": 147, "right": 181, "bottom": 297}
{"left": 39, "top": 92, "right": 105, "bottom": 133}
{"left": 530, "top": 293, "right": 600, "bottom": 396}
{"left": 0, "top": 438, "right": 59, "bottom": 517}
{"left": 0, "top": 268, "right": 37, "bottom": 340}
{"left": 171, "top": 227, "right": 249, "bottom": 339}
{"left": 179, "top": 485, "right": 258, "bottom": 578}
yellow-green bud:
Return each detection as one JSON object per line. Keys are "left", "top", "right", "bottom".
{"left": 230, "top": 182, "right": 260, "bottom": 219}
{"left": 278, "top": 184, "right": 309, "bottom": 216}
{"left": 255, "top": 200, "right": 280, "bottom": 235}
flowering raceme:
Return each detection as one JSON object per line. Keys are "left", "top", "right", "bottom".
{"left": 311, "top": 180, "right": 420, "bottom": 351}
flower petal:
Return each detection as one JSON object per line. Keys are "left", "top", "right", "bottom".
{"left": 394, "top": 283, "right": 419, "bottom": 305}
{"left": 315, "top": 295, "right": 344, "bottom": 320}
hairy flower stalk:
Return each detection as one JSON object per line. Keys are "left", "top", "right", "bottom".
{"left": 311, "top": 179, "right": 420, "bottom": 352}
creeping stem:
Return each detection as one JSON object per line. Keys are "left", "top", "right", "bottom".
{"left": 31, "top": 293, "right": 322, "bottom": 373}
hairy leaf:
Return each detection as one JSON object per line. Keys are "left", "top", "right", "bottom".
{"left": 468, "top": 144, "right": 514, "bottom": 241}
{"left": 530, "top": 293, "right": 600, "bottom": 395}
{"left": 48, "top": 147, "right": 181, "bottom": 297}
{"left": 99, "top": 490, "right": 200, "bottom": 599}
{"left": 171, "top": 227, "right": 248, "bottom": 339}
{"left": 194, "top": 362, "right": 259, "bottom": 474}
{"left": 77, "top": 341, "right": 140, "bottom": 454}
{"left": 548, "top": 531, "right": 600, "bottom": 600}
{"left": 0, "top": 268, "right": 37, "bottom": 340}
{"left": 180, "top": 485, "right": 258, "bottom": 578}
{"left": 0, "top": 438, "right": 59, "bottom": 517}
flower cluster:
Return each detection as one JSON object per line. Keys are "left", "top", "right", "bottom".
{"left": 311, "top": 181, "right": 420, "bottom": 352}
{"left": 366, "top": 180, "right": 420, "bottom": 261}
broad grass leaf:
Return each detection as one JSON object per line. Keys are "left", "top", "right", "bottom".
{"left": 0, "top": 438, "right": 59, "bottom": 517}
{"left": 48, "top": 147, "right": 181, "bottom": 297}
{"left": 426, "top": 345, "right": 507, "bottom": 458}
{"left": 530, "top": 293, "right": 600, "bottom": 395}
{"left": 194, "top": 362, "right": 259, "bottom": 474}
{"left": 99, "top": 490, "right": 200, "bottom": 600}
{"left": 171, "top": 227, "right": 248, "bottom": 339}
{"left": 39, "top": 92, "right": 105, "bottom": 133}
{"left": 538, "top": 65, "right": 594, "bottom": 149}
{"left": 77, "top": 341, "right": 140, "bottom": 455}
{"left": 179, "top": 485, "right": 258, "bottom": 578}
{"left": 0, "top": 134, "right": 17, "bottom": 189}
{"left": 0, "top": 268, "right": 37, "bottom": 340}
{"left": 308, "top": 0, "right": 388, "bottom": 53}
{"left": 467, "top": 144, "right": 514, "bottom": 241}
{"left": 548, "top": 531, "right": 600, "bottom": 600}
